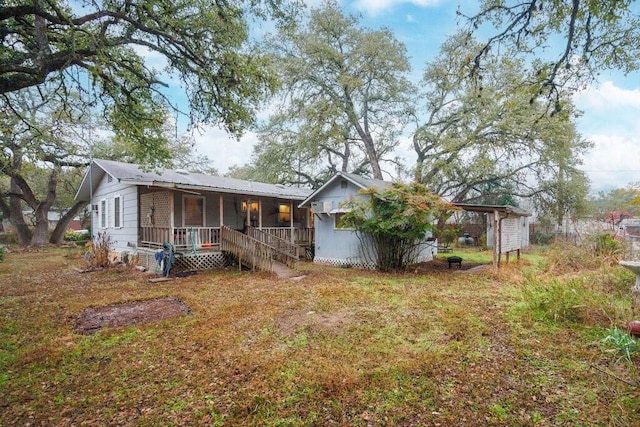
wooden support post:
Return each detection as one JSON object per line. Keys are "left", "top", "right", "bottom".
{"left": 246, "top": 199, "right": 250, "bottom": 228}
{"left": 219, "top": 194, "right": 224, "bottom": 228}
{"left": 492, "top": 210, "right": 499, "bottom": 268}
{"left": 169, "top": 192, "right": 175, "bottom": 246}
{"left": 290, "top": 201, "right": 294, "bottom": 243}
{"left": 258, "top": 199, "right": 263, "bottom": 229}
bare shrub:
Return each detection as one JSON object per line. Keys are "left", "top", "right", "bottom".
{"left": 85, "top": 232, "right": 112, "bottom": 268}
{"left": 543, "top": 236, "right": 623, "bottom": 275}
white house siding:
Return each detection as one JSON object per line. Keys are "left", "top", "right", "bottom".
{"left": 312, "top": 179, "right": 376, "bottom": 268}
{"left": 308, "top": 175, "right": 435, "bottom": 268}
{"left": 91, "top": 174, "right": 139, "bottom": 253}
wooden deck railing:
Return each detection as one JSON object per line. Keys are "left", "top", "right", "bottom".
{"left": 247, "top": 226, "right": 298, "bottom": 269}
{"left": 173, "top": 227, "right": 220, "bottom": 250}
{"left": 260, "top": 227, "right": 314, "bottom": 244}
{"left": 220, "top": 226, "right": 273, "bottom": 272}
{"left": 140, "top": 227, "right": 221, "bottom": 250}
{"left": 140, "top": 227, "right": 171, "bottom": 249}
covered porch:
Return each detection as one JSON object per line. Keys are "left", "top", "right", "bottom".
{"left": 137, "top": 188, "right": 314, "bottom": 252}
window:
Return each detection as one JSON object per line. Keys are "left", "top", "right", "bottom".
{"left": 278, "top": 204, "right": 291, "bottom": 223}
{"left": 99, "top": 199, "right": 108, "bottom": 228}
{"left": 183, "top": 196, "right": 204, "bottom": 227}
{"left": 242, "top": 201, "right": 259, "bottom": 212}
{"left": 334, "top": 212, "right": 346, "bottom": 229}
{"left": 113, "top": 195, "right": 123, "bottom": 228}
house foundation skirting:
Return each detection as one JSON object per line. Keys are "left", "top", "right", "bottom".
{"left": 313, "top": 257, "right": 377, "bottom": 270}
{"left": 314, "top": 252, "right": 433, "bottom": 270}
{"left": 135, "top": 248, "right": 228, "bottom": 273}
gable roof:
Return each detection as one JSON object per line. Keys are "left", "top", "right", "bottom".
{"left": 298, "top": 171, "right": 392, "bottom": 208}
{"left": 75, "top": 159, "right": 312, "bottom": 201}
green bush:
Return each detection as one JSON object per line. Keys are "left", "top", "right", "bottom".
{"left": 521, "top": 276, "right": 612, "bottom": 325}
{"left": 0, "top": 247, "right": 4, "bottom": 263}
{"left": 591, "top": 232, "right": 622, "bottom": 257}
{"left": 64, "top": 229, "right": 89, "bottom": 242}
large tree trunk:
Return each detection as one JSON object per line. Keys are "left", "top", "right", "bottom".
{"left": 0, "top": 197, "right": 9, "bottom": 233}
{"left": 29, "top": 169, "right": 58, "bottom": 246}
{"left": 8, "top": 178, "right": 32, "bottom": 245}
{"left": 49, "top": 201, "right": 88, "bottom": 244}
{"left": 344, "top": 91, "right": 384, "bottom": 180}
{"left": 30, "top": 207, "right": 50, "bottom": 246}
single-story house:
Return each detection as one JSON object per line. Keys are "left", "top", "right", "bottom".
{"left": 75, "top": 159, "right": 313, "bottom": 272}
{"left": 298, "top": 171, "right": 437, "bottom": 269}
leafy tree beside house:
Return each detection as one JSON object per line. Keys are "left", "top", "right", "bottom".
{"left": 340, "top": 182, "right": 454, "bottom": 272}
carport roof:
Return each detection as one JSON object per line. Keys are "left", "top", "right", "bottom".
{"left": 453, "top": 203, "right": 531, "bottom": 217}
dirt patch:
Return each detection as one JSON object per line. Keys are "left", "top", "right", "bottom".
{"left": 74, "top": 297, "right": 192, "bottom": 335}
{"left": 276, "top": 309, "right": 356, "bottom": 337}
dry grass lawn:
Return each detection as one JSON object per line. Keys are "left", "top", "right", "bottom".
{"left": 1, "top": 246, "right": 639, "bottom": 426}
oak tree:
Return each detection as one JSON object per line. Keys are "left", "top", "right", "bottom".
{"left": 1, "top": 0, "right": 294, "bottom": 148}
{"left": 413, "top": 32, "right": 591, "bottom": 215}
{"left": 254, "top": 0, "right": 414, "bottom": 184}
{"left": 463, "top": 0, "right": 640, "bottom": 102}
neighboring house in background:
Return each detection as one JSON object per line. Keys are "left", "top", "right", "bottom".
{"left": 20, "top": 209, "right": 84, "bottom": 231}
{"left": 75, "top": 159, "right": 313, "bottom": 272}
{"left": 299, "top": 172, "right": 437, "bottom": 269}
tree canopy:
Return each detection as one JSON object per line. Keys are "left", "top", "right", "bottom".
{"left": 464, "top": 0, "right": 640, "bottom": 100}
{"left": 1, "top": 0, "right": 295, "bottom": 150}
{"left": 413, "top": 32, "right": 591, "bottom": 214}
{"left": 0, "top": 81, "right": 213, "bottom": 246}
{"left": 248, "top": 0, "right": 414, "bottom": 185}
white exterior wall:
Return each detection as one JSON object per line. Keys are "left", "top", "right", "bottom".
{"left": 312, "top": 178, "right": 434, "bottom": 268}
{"left": 92, "top": 174, "right": 139, "bottom": 253}
{"left": 486, "top": 213, "right": 530, "bottom": 250}
{"left": 313, "top": 179, "right": 367, "bottom": 266}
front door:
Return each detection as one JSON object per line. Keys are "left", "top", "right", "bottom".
{"left": 183, "top": 196, "right": 204, "bottom": 227}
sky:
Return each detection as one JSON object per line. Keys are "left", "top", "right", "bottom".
{"left": 186, "top": 0, "right": 640, "bottom": 194}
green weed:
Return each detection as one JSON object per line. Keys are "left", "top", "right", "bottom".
{"left": 602, "top": 327, "right": 640, "bottom": 363}
{"left": 520, "top": 275, "right": 615, "bottom": 325}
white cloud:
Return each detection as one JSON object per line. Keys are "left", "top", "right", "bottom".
{"left": 406, "top": 14, "right": 417, "bottom": 23}
{"left": 573, "top": 81, "right": 640, "bottom": 191}
{"left": 574, "top": 81, "right": 640, "bottom": 110}
{"left": 580, "top": 134, "right": 640, "bottom": 192}
{"left": 191, "top": 125, "right": 260, "bottom": 173}
{"left": 353, "top": 0, "right": 441, "bottom": 16}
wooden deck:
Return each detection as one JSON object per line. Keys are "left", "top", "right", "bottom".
{"left": 139, "top": 226, "right": 308, "bottom": 274}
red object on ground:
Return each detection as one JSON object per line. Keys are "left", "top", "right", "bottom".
{"left": 627, "top": 321, "right": 640, "bottom": 337}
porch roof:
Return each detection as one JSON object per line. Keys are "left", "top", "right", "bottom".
{"left": 75, "top": 159, "right": 312, "bottom": 201}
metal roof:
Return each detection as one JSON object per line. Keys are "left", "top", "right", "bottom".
{"left": 453, "top": 203, "right": 532, "bottom": 217}
{"left": 75, "top": 159, "right": 312, "bottom": 201}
